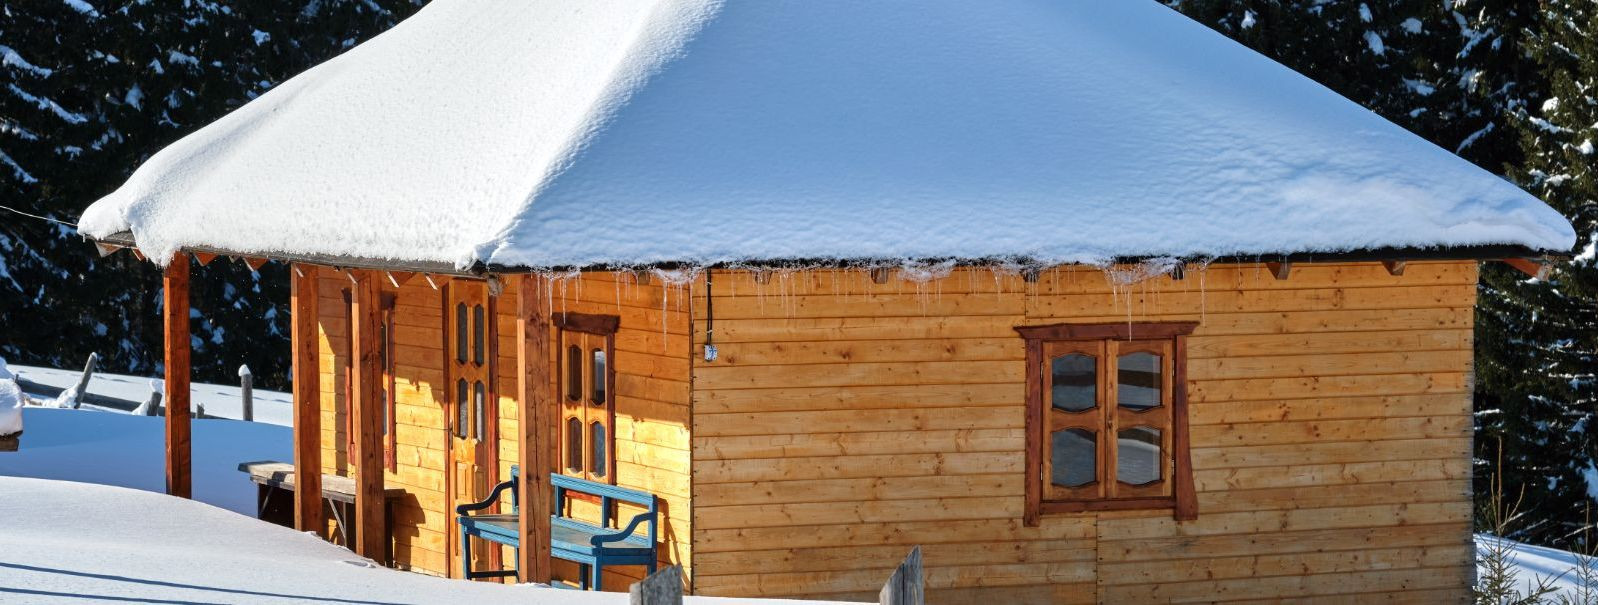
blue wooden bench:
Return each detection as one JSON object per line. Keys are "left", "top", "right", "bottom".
{"left": 456, "top": 467, "right": 659, "bottom": 590}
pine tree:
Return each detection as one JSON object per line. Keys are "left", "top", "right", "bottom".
{"left": 1475, "top": 1, "right": 1598, "bottom": 548}
{"left": 0, "top": 0, "right": 422, "bottom": 389}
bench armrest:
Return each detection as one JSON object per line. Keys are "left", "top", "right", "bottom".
{"left": 456, "top": 478, "right": 516, "bottom": 515}
{"left": 590, "top": 511, "right": 656, "bottom": 546}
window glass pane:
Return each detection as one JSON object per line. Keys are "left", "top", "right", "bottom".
{"left": 473, "top": 381, "right": 486, "bottom": 441}
{"left": 1050, "top": 428, "right": 1096, "bottom": 487}
{"left": 472, "top": 305, "right": 485, "bottom": 365}
{"left": 565, "top": 417, "right": 583, "bottom": 472}
{"left": 566, "top": 344, "right": 582, "bottom": 401}
{"left": 1117, "top": 426, "right": 1162, "bottom": 485}
{"left": 1050, "top": 354, "right": 1096, "bottom": 412}
{"left": 455, "top": 303, "right": 468, "bottom": 363}
{"left": 591, "top": 349, "right": 606, "bottom": 405}
{"left": 590, "top": 422, "right": 607, "bottom": 478}
{"left": 455, "top": 378, "right": 469, "bottom": 439}
{"left": 1118, "top": 352, "right": 1162, "bottom": 410}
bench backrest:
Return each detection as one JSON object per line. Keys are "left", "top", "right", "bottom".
{"left": 551, "top": 473, "right": 658, "bottom": 546}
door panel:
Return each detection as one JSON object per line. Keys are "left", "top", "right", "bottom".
{"left": 448, "top": 282, "right": 493, "bottom": 577}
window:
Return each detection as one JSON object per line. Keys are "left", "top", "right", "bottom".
{"left": 555, "top": 312, "right": 619, "bottom": 484}
{"left": 1015, "top": 322, "right": 1198, "bottom": 524}
{"left": 446, "top": 282, "right": 494, "bottom": 448}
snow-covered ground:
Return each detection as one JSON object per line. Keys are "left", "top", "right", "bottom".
{"left": 0, "top": 476, "right": 842, "bottom": 604}
{"left": 0, "top": 407, "right": 289, "bottom": 515}
{"left": 1478, "top": 534, "right": 1598, "bottom": 601}
{"left": 9, "top": 363, "right": 291, "bottom": 426}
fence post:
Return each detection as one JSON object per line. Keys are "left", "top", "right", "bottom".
{"left": 136, "top": 380, "right": 162, "bottom": 416}
{"left": 238, "top": 364, "right": 253, "bottom": 422}
{"left": 629, "top": 565, "right": 683, "bottom": 605}
{"left": 70, "top": 352, "right": 98, "bottom": 409}
{"left": 879, "top": 546, "right": 923, "bottom": 605}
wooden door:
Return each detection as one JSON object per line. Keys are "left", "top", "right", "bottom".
{"left": 448, "top": 282, "right": 494, "bottom": 576}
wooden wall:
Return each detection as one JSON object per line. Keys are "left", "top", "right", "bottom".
{"left": 316, "top": 272, "right": 694, "bottom": 585}
{"left": 317, "top": 272, "right": 452, "bottom": 574}
{"left": 688, "top": 262, "right": 1477, "bottom": 603}
{"left": 494, "top": 273, "right": 696, "bottom": 589}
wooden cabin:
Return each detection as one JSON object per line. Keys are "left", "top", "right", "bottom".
{"left": 78, "top": 1, "right": 1577, "bottom": 602}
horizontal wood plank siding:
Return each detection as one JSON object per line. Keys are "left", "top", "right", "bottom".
{"left": 316, "top": 274, "right": 449, "bottom": 575}
{"left": 495, "top": 273, "right": 694, "bottom": 591}
{"left": 689, "top": 262, "right": 1477, "bottom": 603}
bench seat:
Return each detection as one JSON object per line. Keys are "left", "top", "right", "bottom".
{"left": 456, "top": 467, "right": 659, "bottom": 589}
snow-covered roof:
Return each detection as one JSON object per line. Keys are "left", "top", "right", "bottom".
{"left": 79, "top": 0, "right": 1576, "bottom": 272}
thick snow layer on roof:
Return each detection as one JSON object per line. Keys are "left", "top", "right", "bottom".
{"left": 79, "top": 0, "right": 1576, "bottom": 270}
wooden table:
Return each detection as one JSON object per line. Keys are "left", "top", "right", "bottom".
{"left": 237, "top": 460, "right": 405, "bottom": 562}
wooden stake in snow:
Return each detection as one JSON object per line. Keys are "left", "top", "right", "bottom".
{"left": 238, "top": 365, "right": 253, "bottom": 422}
{"left": 70, "top": 352, "right": 98, "bottom": 409}
{"left": 879, "top": 546, "right": 924, "bottom": 605}
{"left": 629, "top": 566, "right": 682, "bottom": 605}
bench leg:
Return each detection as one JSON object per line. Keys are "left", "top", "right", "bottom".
{"left": 589, "top": 561, "right": 602, "bottom": 592}
{"left": 460, "top": 526, "right": 473, "bottom": 580}
{"left": 513, "top": 547, "right": 521, "bottom": 583}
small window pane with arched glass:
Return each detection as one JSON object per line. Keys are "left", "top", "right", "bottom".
{"left": 1116, "top": 426, "right": 1162, "bottom": 485}
{"left": 566, "top": 345, "right": 582, "bottom": 401}
{"left": 1051, "top": 353, "right": 1096, "bottom": 412}
{"left": 1118, "top": 351, "right": 1162, "bottom": 410}
{"left": 1050, "top": 428, "right": 1096, "bottom": 488}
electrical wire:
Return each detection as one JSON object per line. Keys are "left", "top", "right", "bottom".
{"left": 0, "top": 204, "right": 77, "bottom": 228}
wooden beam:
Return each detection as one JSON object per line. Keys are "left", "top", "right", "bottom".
{"left": 385, "top": 271, "right": 413, "bottom": 288}
{"left": 1266, "top": 262, "right": 1291, "bottom": 280}
{"left": 517, "top": 274, "right": 554, "bottom": 584}
{"left": 290, "top": 264, "right": 323, "bottom": 536}
{"left": 163, "top": 253, "right": 192, "bottom": 499}
{"left": 1382, "top": 260, "right": 1406, "bottom": 276}
{"left": 1502, "top": 258, "right": 1550, "bottom": 279}
{"left": 243, "top": 257, "right": 268, "bottom": 272}
{"left": 191, "top": 252, "right": 217, "bottom": 266}
{"left": 349, "top": 270, "right": 387, "bottom": 563}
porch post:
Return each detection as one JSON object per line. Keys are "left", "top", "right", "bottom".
{"left": 517, "top": 274, "right": 553, "bottom": 583}
{"left": 350, "top": 269, "right": 387, "bottom": 562}
{"left": 163, "top": 253, "right": 191, "bottom": 499}
{"left": 290, "top": 264, "right": 323, "bottom": 535}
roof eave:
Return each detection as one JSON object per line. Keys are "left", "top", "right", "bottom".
{"left": 89, "top": 231, "right": 1565, "bottom": 278}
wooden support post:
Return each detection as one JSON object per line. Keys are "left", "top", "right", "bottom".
{"left": 350, "top": 269, "right": 387, "bottom": 562}
{"left": 164, "top": 253, "right": 192, "bottom": 499}
{"left": 630, "top": 566, "right": 684, "bottom": 605}
{"left": 1382, "top": 260, "right": 1407, "bottom": 276}
{"left": 517, "top": 274, "right": 554, "bottom": 584}
{"left": 290, "top": 264, "right": 323, "bottom": 535}
{"left": 878, "top": 546, "right": 924, "bottom": 605}
{"left": 1266, "top": 261, "right": 1291, "bottom": 280}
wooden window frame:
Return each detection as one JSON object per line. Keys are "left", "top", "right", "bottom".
{"left": 344, "top": 289, "right": 397, "bottom": 470}
{"left": 1015, "top": 322, "right": 1198, "bottom": 525}
{"left": 554, "top": 312, "right": 619, "bottom": 485}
